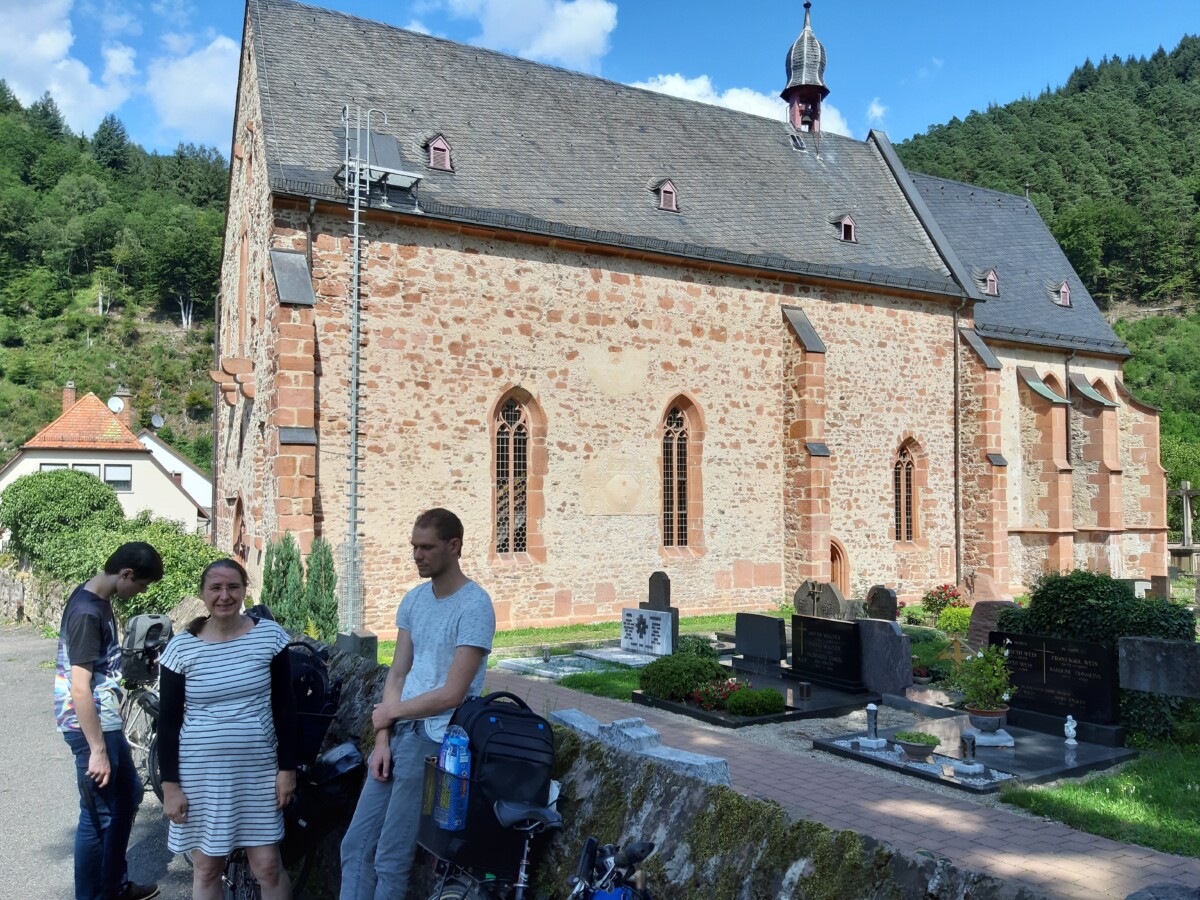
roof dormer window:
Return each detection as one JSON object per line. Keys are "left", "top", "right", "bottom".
{"left": 1057, "top": 281, "right": 1071, "bottom": 307}
{"left": 985, "top": 269, "right": 998, "bottom": 296}
{"left": 657, "top": 179, "right": 678, "bottom": 212}
{"left": 835, "top": 214, "right": 856, "bottom": 243}
{"left": 427, "top": 135, "right": 452, "bottom": 171}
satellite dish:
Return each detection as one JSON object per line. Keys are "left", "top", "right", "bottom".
{"left": 151, "top": 413, "right": 165, "bottom": 429}
{"left": 107, "top": 396, "right": 125, "bottom": 414}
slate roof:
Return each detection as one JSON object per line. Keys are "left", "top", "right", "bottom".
{"left": 247, "top": 0, "right": 957, "bottom": 296}
{"left": 910, "top": 174, "right": 1129, "bottom": 357}
{"left": 24, "top": 393, "right": 148, "bottom": 452}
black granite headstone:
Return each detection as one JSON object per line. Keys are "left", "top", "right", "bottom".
{"left": 641, "top": 571, "right": 679, "bottom": 653}
{"left": 864, "top": 585, "right": 897, "bottom": 621}
{"left": 733, "top": 613, "right": 787, "bottom": 666}
{"left": 785, "top": 614, "right": 866, "bottom": 692}
{"left": 990, "top": 631, "right": 1119, "bottom": 725}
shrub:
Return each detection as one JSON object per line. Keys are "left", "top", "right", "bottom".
{"left": 40, "top": 516, "right": 224, "bottom": 620}
{"left": 921, "top": 584, "right": 962, "bottom": 621}
{"left": 725, "top": 688, "right": 786, "bottom": 717}
{"left": 262, "top": 532, "right": 305, "bottom": 630}
{"left": 937, "top": 606, "right": 972, "bottom": 634}
{"left": 689, "top": 678, "right": 745, "bottom": 710}
{"left": 0, "top": 469, "right": 124, "bottom": 563}
{"left": 901, "top": 606, "right": 928, "bottom": 626}
{"left": 639, "top": 654, "right": 725, "bottom": 702}
{"left": 893, "top": 731, "right": 939, "bottom": 746}
{"left": 900, "top": 623, "right": 941, "bottom": 643}
{"left": 303, "top": 537, "right": 339, "bottom": 642}
{"left": 675, "top": 634, "right": 719, "bottom": 660}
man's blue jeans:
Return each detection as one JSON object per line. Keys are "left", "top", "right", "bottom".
{"left": 63, "top": 729, "right": 143, "bottom": 900}
{"left": 340, "top": 722, "right": 439, "bottom": 900}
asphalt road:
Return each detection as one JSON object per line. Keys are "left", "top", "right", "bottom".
{"left": 0, "top": 624, "right": 193, "bottom": 899}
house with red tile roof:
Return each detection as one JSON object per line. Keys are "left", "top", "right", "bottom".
{"left": 0, "top": 383, "right": 209, "bottom": 534}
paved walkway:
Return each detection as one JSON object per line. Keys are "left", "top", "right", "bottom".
{"left": 484, "top": 671, "right": 1200, "bottom": 899}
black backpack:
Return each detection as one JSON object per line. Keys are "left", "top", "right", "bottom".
{"left": 284, "top": 640, "right": 341, "bottom": 767}
{"left": 448, "top": 691, "right": 555, "bottom": 807}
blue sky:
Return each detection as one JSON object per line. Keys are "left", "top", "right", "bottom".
{"left": 1, "top": 0, "right": 1198, "bottom": 156}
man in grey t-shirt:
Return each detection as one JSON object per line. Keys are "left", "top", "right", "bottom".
{"left": 340, "top": 508, "right": 496, "bottom": 900}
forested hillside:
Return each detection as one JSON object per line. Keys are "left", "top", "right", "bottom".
{"left": 897, "top": 36, "right": 1200, "bottom": 309}
{"left": 0, "top": 83, "right": 225, "bottom": 470}
{"left": 897, "top": 36, "right": 1200, "bottom": 535}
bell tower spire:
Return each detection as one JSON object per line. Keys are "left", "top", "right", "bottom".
{"left": 781, "top": 1, "right": 830, "bottom": 132}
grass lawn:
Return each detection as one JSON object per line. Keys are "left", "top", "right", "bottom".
{"left": 1001, "top": 743, "right": 1200, "bottom": 858}
{"left": 557, "top": 667, "right": 640, "bottom": 701}
{"left": 376, "top": 610, "right": 779, "bottom": 665}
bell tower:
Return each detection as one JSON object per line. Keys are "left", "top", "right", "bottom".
{"left": 781, "top": 1, "right": 830, "bottom": 132}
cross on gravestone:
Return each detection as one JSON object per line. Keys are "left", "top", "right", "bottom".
{"left": 937, "top": 636, "right": 972, "bottom": 666}
{"left": 641, "top": 571, "right": 679, "bottom": 652}
{"left": 1168, "top": 480, "right": 1199, "bottom": 548}
{"left": 793, "top": 580, "right": 847, "bottom": 620}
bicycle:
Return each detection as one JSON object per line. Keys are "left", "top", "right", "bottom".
{"left": 119, "top": 613, "right": 172, "bottom": 801}
{"left": 567, "top": 837, "right": 656, "bottom": 899}
{"left": 425, "top": 798, "right": 564, "bottom": 899}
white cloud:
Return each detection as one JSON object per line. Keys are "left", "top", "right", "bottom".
{"left": 0, "top": 0, "right": 138, "bottom": 134}
{"left": 433, "top": 0, "right": 617, "bottom": 71}
{"left": 630, "top": 72, "right": 853, "bottom": 137}
{"left": 146, "top": 34, "right": 239, "bottom": 147}
{"left": 631, "top": 73, "right": 783, "bottom": 120}
{"left": 405, "top": 20, "right": 433, "bottom": 35}
{"left": 161, "top": 32, "right": 195, "bottom": 56}
{"left": 81, "top": 0, "right": 144, "bottom": 38}
{"left": 866, "top": 97, "right": 887, "bottom": 127}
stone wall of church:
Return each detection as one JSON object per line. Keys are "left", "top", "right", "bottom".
{"left": 257, "top": 210, "right": 961, "bottom": 630}
{"left": 212, "top": 19, "right": 280, "bottom": 592}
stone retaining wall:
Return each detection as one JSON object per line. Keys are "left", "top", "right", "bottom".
{"left": 0, "top": 566, "right": 69, "bottom": 628}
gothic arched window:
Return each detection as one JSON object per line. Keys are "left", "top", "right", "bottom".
{"left": 893, "top": 445, "right": 916, "bottom": 542}
{"left": 495, "top": 398, "right": 529, "bottom": 554}
{"left": 662, "top": 406, "right": 689, "bottom": 547}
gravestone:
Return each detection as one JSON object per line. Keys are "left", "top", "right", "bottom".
{"left": 857, "top": 619, "right": 912, "bottom": 694}
{"left": 732, "top": 613, "right": 787, "bottom": 670}
{"left": 1119, "top": 636, "right": 1200, "bottom": 700}
{"left": 621, "top": 608, "right": 673, "bottom": 656}
{"left": 864, "top": 585, "right": 897, "bottom": 621}
{"left": 785, "top": 614, "right": 866, "bottom": 692}
{"left": 641, "top": 571, "right": 679, "bottom": 653}
{"left": 965, "top": 599, "right": 1017, "bottom": 651}
{"left": 793, "top": 580, "right": 848, "bottom": 620}
{"left": 1149, "top": 575, "right": 1171, "bottom": 601}
{"left": 1117, "top": 578, "right": 1151, "bottom": 599}
{"left": 991, "top": 631, "right": 1119, "bottom": 724}
{"left": 957, "top": 570, "right": 1003, "bottom": 606}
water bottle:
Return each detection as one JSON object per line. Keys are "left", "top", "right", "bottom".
{"left": 435, "top": 725, "right": 471, "bottom": 831}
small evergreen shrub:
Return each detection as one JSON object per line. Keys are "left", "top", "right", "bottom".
{"left": 893, "top": 731, "right": 939, "bottom": 746}
{"left": 726, "top": 688, "right": 786, "bottom": 717}
{"left": 937, "top": 606, "right": 972, "bottom": 634}
{"left": 901, "top": 606, "right": 929, "bottom": 626}
{"left": 639, "top": 654, "right": 725, "bottom": 702}
{"left": 900, "top": 624, "right": 942, "bottom": 644}
{"left": 675, "top": 634, "right": 719, "bottom": 660}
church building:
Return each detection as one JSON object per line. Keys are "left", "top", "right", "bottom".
{"left": 214, "top": 0, "right": 1166, "bottom": 631}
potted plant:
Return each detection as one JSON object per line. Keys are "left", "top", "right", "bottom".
{"left": 958, "top": 641, "right": 1015, "bottom": 732}
{"left": 893, "top": 731, "right": 939, "bottom": 761}
{"left": 912, "top": 664, "right": 932, "bottom": 686}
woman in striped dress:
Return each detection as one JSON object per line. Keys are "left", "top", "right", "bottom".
{"left": 157, "top": 559, "right": 298, "bottom": 899}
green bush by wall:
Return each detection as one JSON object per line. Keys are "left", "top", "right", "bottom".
{"left": 638, "top": 654, "right": 724, "bottom": 701}
{"left": 726, "top": 687, "right": 786, "bottom": 717}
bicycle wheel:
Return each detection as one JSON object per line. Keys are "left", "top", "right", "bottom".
{"left": 222, "top": 853, "right": 261, "bottom": 900}
{"left": 121, "top": 689, "right": 156, "bottom": 790}
{"left": 427, "top": 875, "right": 488, "bottom": 900}
{"left": 147, "top": 734, "right": 164, "bottom": 803}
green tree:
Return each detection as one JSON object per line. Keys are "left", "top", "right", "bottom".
{"left": 26, "top": 92, "right": 67, "bottom": 141}
{"left": 91, "top": 114, "right": 130, "bottom": 172}
{"left": 303, "top": 538, "right": 339, "bottom": 641}
{"left": 0, "top": 80, "right": 20, "bottom": 115}
{"left": 0, "top": 469, "right": 124, "bottom": 563}
{"left": 261, "top": 532, "right": 305, "bottom": 629}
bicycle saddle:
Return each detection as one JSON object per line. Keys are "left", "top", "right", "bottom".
{"left": 493, "top": 799, "right": 564, "bottom": 831}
